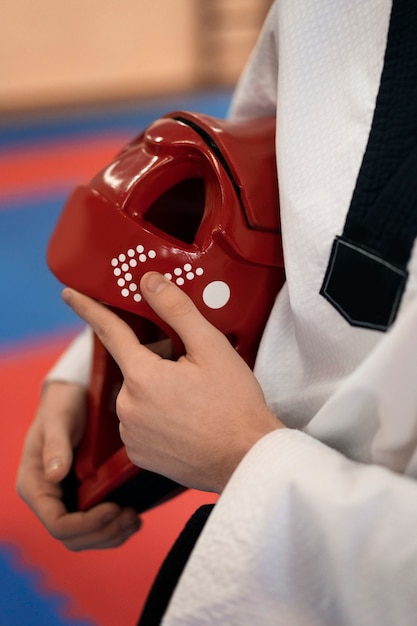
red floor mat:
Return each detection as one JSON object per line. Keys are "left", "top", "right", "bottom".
{"left": 0, "top": 136, "right": 126, "bottom": 201}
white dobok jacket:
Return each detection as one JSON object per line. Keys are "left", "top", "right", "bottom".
{"left": 48, "top": 1, "right": 417, "bottom": 624}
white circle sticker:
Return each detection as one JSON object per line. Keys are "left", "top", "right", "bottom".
{"left": 202, "top": 281, "right": 231, "bottom": 309}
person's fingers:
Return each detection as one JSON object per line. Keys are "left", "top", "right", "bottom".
{"left": 49, "top": 506, "right": 141, "bottom": 552}
{"left": 18, "top": 447, "right": 140, "bottom": 551}
{"left": 16, "top": 376, "right": 142, "bottom": 551}
{"left": 62, "top": 279, "right": 225, "bottom": 374}
{"left": 61, "top": 289, "right": 159, "bottom": 375}
{"left": 54, "top": 506, "right": 141, "bottom": 552}
{"left": 140, "top": 272, "right": 230, "bottom": 361}
{"left": 37, "top": 382, "right": 87, "bottom": 482}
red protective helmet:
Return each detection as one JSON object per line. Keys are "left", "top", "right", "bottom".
{"left": 47, "top": 111, "right": 285, "bottom": 512}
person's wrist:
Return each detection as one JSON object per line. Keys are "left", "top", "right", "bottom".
{"left": 216, "top": 417, "right": 284, "bottom": 493}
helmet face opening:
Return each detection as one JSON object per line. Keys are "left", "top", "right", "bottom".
{"left": 49, "top": 110, "right": 285, "bottom": 513}
{"left": 142, "top": 177, "right": 206, "bottom": 245}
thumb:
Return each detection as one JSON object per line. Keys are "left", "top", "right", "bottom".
{"left": 140, "top": 271, "right": 226, "bottom": 358}
{"left": 41, "top": 382, "right": 86, "bottom": 483}
{"left": 43, "top": 426, "right": 74, "bottom": 483}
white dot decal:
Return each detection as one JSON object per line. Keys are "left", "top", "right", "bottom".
{"left": 202, "top": 281, "right": 230, "bottom": 309}
{"left": 111, "top": 246, "right": 207, "bottom": 306}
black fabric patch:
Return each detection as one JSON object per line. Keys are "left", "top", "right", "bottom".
{"left": 320, "top": 236, "right": 407, "bottom": 331}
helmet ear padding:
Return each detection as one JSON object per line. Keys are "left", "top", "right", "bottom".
{"left": 48, "top": 111, "right": 285, "bottom": 513}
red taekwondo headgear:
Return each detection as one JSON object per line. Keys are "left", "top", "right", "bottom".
{"left": 47, "top": 111, "right": 285, "bottom": 512}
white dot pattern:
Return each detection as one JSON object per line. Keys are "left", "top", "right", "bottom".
{"left": 110, "top": 246, "right": 231, "bottom": 310}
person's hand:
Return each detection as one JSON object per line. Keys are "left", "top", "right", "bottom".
{"left": 16, "top": 380, "right": 140, "bottom": 551}
{"left": 62, "top": 272, "right": 284, "bottom": 494}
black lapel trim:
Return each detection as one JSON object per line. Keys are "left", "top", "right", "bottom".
{"left": 320, "top": 0, "right": 417, "bottom": 331}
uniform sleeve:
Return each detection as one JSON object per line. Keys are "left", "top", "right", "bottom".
{"left": 163, "top": 427, "right": 417, "bottom": 626}
{"left": 164, "top": 297, "right": 417, "bottom": 625}
{"left": 44, "top": 325, "right": 93, "bottom": 387}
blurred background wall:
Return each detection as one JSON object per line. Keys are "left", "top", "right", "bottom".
{"left": 1, "top": 0, "right": 272, "bottom": 112}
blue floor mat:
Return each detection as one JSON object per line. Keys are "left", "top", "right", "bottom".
{"left": 0, "top": 545, "right": 95, "bottom": 626}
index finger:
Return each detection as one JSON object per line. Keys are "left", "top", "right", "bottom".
{"left": 62, "top": 288, "right": 159, "bottom": 375}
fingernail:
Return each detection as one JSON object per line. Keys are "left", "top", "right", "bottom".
{"left": 62, "top": 288, "right": 73, "bottom": 305}
{"left": 143, "top": 272, "right": 168, "bottom": 294}
{"left": 46, "top": 458, "right": 63, "bottom": 474}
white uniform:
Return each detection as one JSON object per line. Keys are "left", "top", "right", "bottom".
{"left": 49, "top": 1, "right": 417, "bottom": 624}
